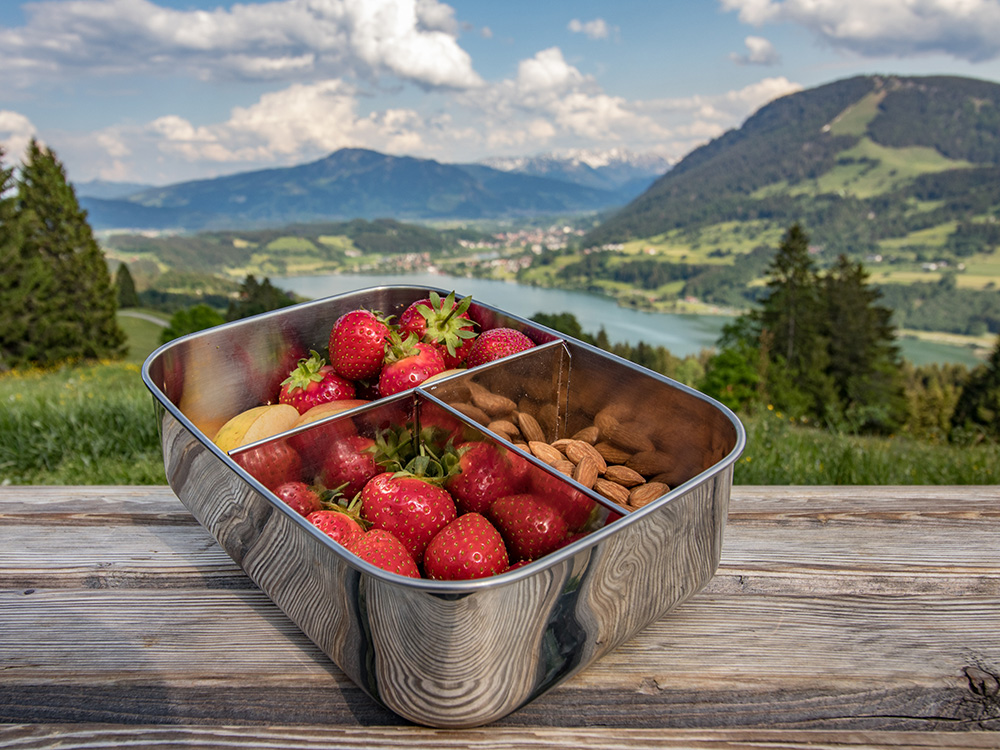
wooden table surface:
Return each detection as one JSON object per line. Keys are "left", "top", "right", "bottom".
{"left": 2, "top": 485, "right": 998, "bottom": 749}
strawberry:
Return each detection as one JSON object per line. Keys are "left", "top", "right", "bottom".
{"left": 346, "top": 529, "right": 420, "bottom": 578}
{"left": 279, "top": 351, "right": 356, "bottom": 414}
{"left": 445, "top": 440, "right": 521, "bottom": 515}
{"left": 465, "top": 327, "right": 535, "bottom": 368}
{"left": 316, "top": 434, "right": 382, "bottom": 498}
{"left": 424, "top": 513, "right": 509, "bottom": 580}
{"left": 530, "top": 470, "right": 596, "bottom": 532}
{"left": 329, "top": 309, "right": 391, "bottom": 381}
{"left": 360, "top": 472, "right": 457, "bottom": 565}
{"left": 489, "top": 493, "right": 568, "bottom": 563}
{"left": 232, "top": 441, "right": 303, "bottom": 491}
{"left": 378, "top": 334, "right": 446, "bottom": 397}
{"left": 398, "top": 291, "right": 478, "bottom": 368}
{"left": 273, "top": 480, "right": 323, "bottom": 516}
{"left": 308, "top": 509, "right": 365, "bottom": 548}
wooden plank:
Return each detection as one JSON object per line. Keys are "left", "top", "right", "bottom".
{"left": 1, "top": 726, "right": 998, "bottom": 750}
{"left": 1, "top": 485, "right": 998, "bottom": 735}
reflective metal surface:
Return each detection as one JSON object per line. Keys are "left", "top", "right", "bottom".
{"left": 143, "top": 285, "right": 745, "bottom": 727}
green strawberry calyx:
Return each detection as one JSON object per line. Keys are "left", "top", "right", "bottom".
{"left": 418, "top": 291, "right": 478, "bottom": 357}
{"left": 281, "top": 350, "right": 328, "bottom": 391}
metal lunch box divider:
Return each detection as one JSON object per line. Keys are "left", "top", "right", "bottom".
{"left": 142, "top": 285, "right": 746, "bottom": 728}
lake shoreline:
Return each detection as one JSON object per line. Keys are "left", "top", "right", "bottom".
{"left": 276, "top": 269, "right": 987, "bottom": 367}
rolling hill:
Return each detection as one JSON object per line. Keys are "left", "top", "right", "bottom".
{"left": 584, "top": 74, "right": 1000, "bottom": 264}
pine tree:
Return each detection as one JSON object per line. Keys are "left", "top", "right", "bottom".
{"left": 226, "top": 274, "right": 295, "bottom": 320}
{"left": 821, "top": 254, "right": 907, "bottom": 432}
{"left": 115, "top": 262, "right": 140, "bottom": 308}
{"left": 0, "top": 146, "right": 26, "bottom": 370}
{"left": 14, "top": 140, "right": 126, "bottom": 366}
{"left": 755, "top": 223, "right": 835, "bottom": 419}
{"left": 950, "top": 335, "right": 1000, "bottom": 443}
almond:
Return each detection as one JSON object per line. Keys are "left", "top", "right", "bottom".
{"left": 550, "top": 438, "right": 574, "bottom": 454}
{"left": 470, "top": 386, "right": 516, "bottom": 417}
{"left": 516, "top": 411, "right": 546, "bottom": 443}
{"left": 572, "top": 425, "right": 600, "bottom": 444}
{"left": 572, "top": 455, "right": 599, "bottom": 488}
{"left": 450, "top": 402, "right": 490, "bottom": 425}
{"left": 594, "top": 441, "right": 632, "bottom": 465}
{"left": 628, "top": 481, "right": 670, "bottom": 508}
{"left": 625, "top": 451, "right": 674, "bottom": 478}
{"left": 607, "top": 421, "right": 655, "bottom": 454}
{"left": 565, "top": 440, "right": 607, "bottom": 473}
{"left": 604, "top": 464, "right": 645, "bottom": 488}
{"left": 529, "top": 441, "right": 564, "bottom": 465}
{"left": 552, "top": 459, "right": 576, "bottom": 476}
{"left": 593, "top": 478, "right": 630, "bottom": 507}
{"left": 487, "top": 419, "right": 520, "bottom": 438}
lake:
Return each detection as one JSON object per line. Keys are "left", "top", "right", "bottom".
{"left": 279, "top": 271, "right": 984, "bottom": 367}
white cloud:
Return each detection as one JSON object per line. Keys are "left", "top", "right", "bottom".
{"left": 720, "top": 0, "right": 1000, "bottom": 62}
{"left": 568, "top": 18, "right": 611, "bottom": 40}
{"left": 731, "top": 35, "right": 780, "bottom": 65}
{"left": 0, "top": 111, "right": 38, "bottom": 163}
{"left": 0, "top": 0, "right": 482, "bottom": 89}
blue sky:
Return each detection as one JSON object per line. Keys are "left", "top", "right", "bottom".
{"left": 3, "top": 0, "right": 1000, "bottom": 186}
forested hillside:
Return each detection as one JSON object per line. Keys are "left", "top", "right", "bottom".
{"left": 586, "top": 75, "right": 1000, "bottom": 261}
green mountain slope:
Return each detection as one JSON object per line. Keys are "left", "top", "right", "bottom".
{"left": 585, "top": 75, "right": 1000, "bottom": 261}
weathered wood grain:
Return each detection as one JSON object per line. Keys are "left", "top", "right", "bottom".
{"left": 1, "top": 485, "right": 998, "bottom": 744}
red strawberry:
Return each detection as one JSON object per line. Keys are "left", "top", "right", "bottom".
{"left": 273, "top": 480, "right": 323, "bottom": 516}
{"left": 232, "top": 441, "right": 302, "bottom": 491}
{"left": 465, "top": 327, "right": 535, "bottom": 368}
{"left": 279, "top": 351, "right": 356, "bottom": 414}
{"left": 378, "top": 335, "right": 446, "bottom": 397}
{"left": 316, "top": 434, "right": 381, "bottom": 498}
{"left": 445, "top": 441, "right": 521, "bottom": 515}
{"left": 530, "top": 470, "right": 596, "bottom": 532}
{"left": 424, "top": 513, "right": 509, "bottom": 580}
{"left": 360, "top": 472, "right": 457, "bottom": 565}
{"left": 308, "top": 509, "right": 365, "bottom": 548}
{"left": 398, "top": 291, "right": 478, "bottom": 368}
{"left": 346, "top": 529, "right": 420, "bottom": 578}
{"left": 329, "top": 309, "right": 391, "bottom": 380}
{"left": 489, "top": 493, "right": 568, "bottom": 563}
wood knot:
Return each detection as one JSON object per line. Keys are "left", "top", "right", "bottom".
{"left": 964, "top": 665, "right": 1000, "bottom": 698}
{"left": 637, "top": 677, "right": 663, "bottom": 695}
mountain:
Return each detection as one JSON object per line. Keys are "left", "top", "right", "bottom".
{"left": 80, "top": 148, "right": 627, "bottom": 231}
{"left": 585, "top": 74, "right": 1000, "bottom": 259}
{"left": 75, "top": 179, "right": 154, "bottom": 200}
{"left": 481, "top": 148, "right": 672, "bottom": 198}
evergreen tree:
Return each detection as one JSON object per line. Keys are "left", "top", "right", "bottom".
{"left": 821, "top": 254, "right": 907, "bottom": 432}
{"left": 226, "top": 274, "right": 295, "bottom": 320}
{"left": 950, "top": 335, "right": 1000, "bottom": 443}
{"left": 755, "top": 223, "right": 835, "bottom": 419}
{"left": 0, "top": 146, "right": 26, "bottom": 370}
{"left": 115, "top": 262, "right": 140, "bottom": 308}
{"left": 13, "top": 140, "right": 126, "bottom": 366}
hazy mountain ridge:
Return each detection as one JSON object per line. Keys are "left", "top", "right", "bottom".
{"left": 79, "top": 148, "right": 661, "bottom": 231}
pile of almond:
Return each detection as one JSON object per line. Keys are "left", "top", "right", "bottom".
{"left": 440, "top": 380, "right": 674, "bottom": 511}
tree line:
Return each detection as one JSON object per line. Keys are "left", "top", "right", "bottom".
{"left": 538, "top": 224, "right": 1000, "bottom": 444}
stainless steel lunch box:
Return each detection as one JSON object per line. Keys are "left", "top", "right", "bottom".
{"left": 142, "top": 285, "right": 745, "bottom": 727}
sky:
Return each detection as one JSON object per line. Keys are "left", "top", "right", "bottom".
{"left": 4, "top": 0, "right": 1000, "bottom": 187}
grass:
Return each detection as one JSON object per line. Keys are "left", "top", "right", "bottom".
{"left": 0, "top": 360, "right": 167, "bottom": 485}
{"left": 734, "top": 406, "right": 1000, "bottom": 485}
{"left": 3, "top": 353, "right": 998, "bottom": 486}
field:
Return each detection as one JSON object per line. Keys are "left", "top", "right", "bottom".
{"left": 2, "top": 314, "right": 998, "bottom": 486}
